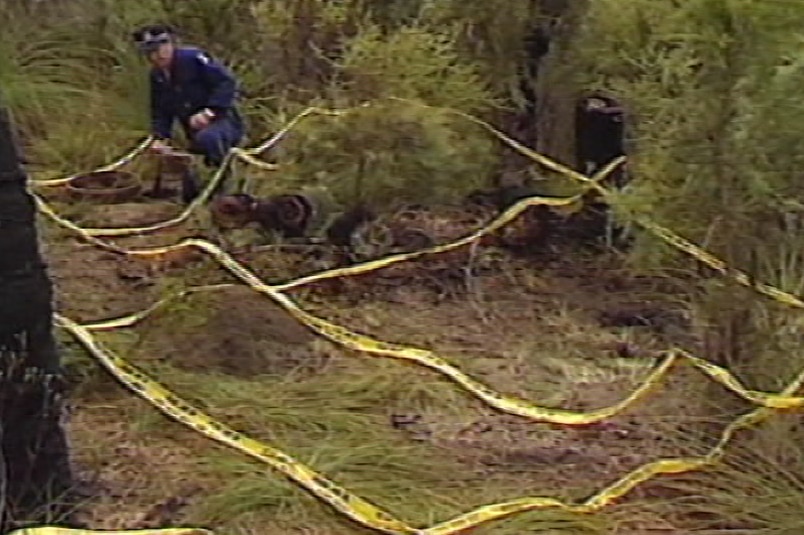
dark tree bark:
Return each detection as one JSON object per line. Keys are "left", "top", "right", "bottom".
{"left": 533, "top": 0, "right": 589, "bottom": 167}
{"left": 0, "top": 100, "right": 75, "bottom": 532}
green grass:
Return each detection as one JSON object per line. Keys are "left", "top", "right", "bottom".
{"left": 602, "top": 414, "right": 804, "bottom": 534}
{"left": 52, "top": 221, "right": 804, "bottom": 535}
{"left": 70, "top": 324, "right": 615, "bottom": 534}
{"left": 60, "top": 268, "right": 665, "bottom": 534}
{"left": 69, "top": 277, "right": 719, "bottom": 531}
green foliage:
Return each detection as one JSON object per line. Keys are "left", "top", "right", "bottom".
{"left": 564, "top": 0, "right": 804, "bottom": 261}
{"left": 0, "top": 14, "right": 97, "bottom": 142}
{"left": 361, "top": 0, "right": 426, "bottom": 31}
{"left": 420, "top": 0, "right": 547, "bottom": 108}
{"left": 336, "top": 23, "right": 496, "bottom": 111}
{"left": 2, "top": 0, "right": 507, "bottom": 185}
{"left": 560, "top": 0, "right": 804, "bottom": 371}
{"left": 558, "top": 5, "right": 804, "bottom": 528}
{"left": 258, "top": 100, "right": 499, "bottom": 209}
{"left": 249, "top": 0, "right": 366, "bottom": 103}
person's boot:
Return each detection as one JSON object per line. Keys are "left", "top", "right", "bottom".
{"left": 180, "top": 168, "right": 201, "bottom": 205}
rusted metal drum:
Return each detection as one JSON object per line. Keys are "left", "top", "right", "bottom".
{"left": 158, "top": 151, "right": 194, "bottom": 174}
{"left": 66, "top": 170, "right": 141, "bottom": 203}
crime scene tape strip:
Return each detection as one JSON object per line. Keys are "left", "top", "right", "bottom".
{"left": 36, "top": 195, "right": 804, "bottom": 419}
{"left": 241, "top": 106, "right": 347, "bottom": 155}
{"left": 28, "top": 97, "right": 804, "bottom": 313}
{"left": 30, "top": 135, "right": 155, "bottom": 188}
{"left": 10, "top": 529, "right": 210, "bottom": 535}
{"left": 55, "top": 313, "right": 804, "bottom": 535}
{"left": 637, "top": 220, "right": 804, "bottom": 309}
{"left": 439, "top": 105, "right": 804, "bottom": 311}
{"left": 230, "top": 148, "right": 278, "bottom": 170}
{"left": 65, "top": 150, "right": 235, "bottom": 237}
{"left": 28, "top": 103, "right": 804, "bottom": 533}
{"left": 226, "top": 105, "right": 347, "bottom": 170}
{"left": 29, "top": 106, "right": 343, "bottom": 189}
{"left": 678, "top": 350, "right": 804, "bottom": 409}
{"left": 422, "top": 365, "right": 804, "bottom": 535}
{"left": 33, "top": 195, "right": 692, "bottom": 425}
{"left": 28, "top": 152, "right": 236, "bottom": 239}
{"left": 28, "top": 106, "right": 348, "bottom": 237}
{"left": 30, "top": 104, "right": 804, "bottom": 410}
{"left": 82, "top": 284, "right": 236, "bottom": 330}
{"left": 56, "top": 314, "right": 418, "bottom": 535}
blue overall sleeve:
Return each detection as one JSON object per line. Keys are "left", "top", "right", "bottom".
{"left": 193, "top": 51, "right": 238, "bottom": 114}
{"left": 150, "top": 72, "right": 174, "bottom": 139}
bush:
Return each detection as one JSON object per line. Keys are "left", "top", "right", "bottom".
{"left": 255, "top": 100, "right": 499, "bottom": 210}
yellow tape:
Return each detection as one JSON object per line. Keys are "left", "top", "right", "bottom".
{"left": 38, "top": 192, "right": 676, "bottom": 425}
{"left": 56, "top": 311, "right": 804, "bottom": 535}
{"left": 28, "top": 106, "right": 341, "bottom": 190}
{"left": 82, "top": 284, "right": 235, "bottom": 330}
{"left": 228, "top": 106, "right": 346, "bottom": 170}
{"left": 241, "top": 106, "right": 346, "bottom": 155}
{"left": 30, "top": 136, "right": 155, "bottom": 188}
{"left": 638, "top": 220, "right": 804, "bottom": 308}
{"left": 30, "top": 106, "right": 349, "bottom": 238}
{"left": 57, "top": 150, "right": 236, "bottom": 237}
{"left": 10, "top": 529, "right": 210, "bottom": 535}
{"left": 29, "top": 97, "right": 804, "bottom": 533}
{"left": 58, "top": 314, "right": 417, "bottom": 535}
{"left": 230, "top": 148, "right": 279, "bottom": 170}
{"left": 442, "top": 105, "right": 804, "bottom": 311}
{"left": 38, "top": 194, "right": 804, "bottom": 421}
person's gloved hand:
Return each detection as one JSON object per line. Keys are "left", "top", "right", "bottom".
{"left": 189, "top": 108, "right": 215, "bottom": 130}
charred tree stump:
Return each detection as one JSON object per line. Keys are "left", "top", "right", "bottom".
{"left": 532, "top": 0, "right": 589, "bottom": 167}
{"left": 0, "top": 101, "right": 75, "bottom": 532}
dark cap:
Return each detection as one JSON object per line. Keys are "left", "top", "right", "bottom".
{"left": 132, "top": 24, "right": 176, "bottom": 53}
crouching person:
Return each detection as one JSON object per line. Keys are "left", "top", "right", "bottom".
{"left": 132, "top": 24, "right": 246, "bottom": 203}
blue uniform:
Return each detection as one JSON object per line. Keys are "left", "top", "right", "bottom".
{"left": 149, "top": 46, "right": 245, "bottom": 167}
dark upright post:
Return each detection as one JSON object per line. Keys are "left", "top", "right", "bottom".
{"left": 0, "top": 97, "right": 75, "bottom": 532}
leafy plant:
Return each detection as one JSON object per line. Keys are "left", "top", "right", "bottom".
{"left": 257, "top": 100, "right": 499, "bottom": 210}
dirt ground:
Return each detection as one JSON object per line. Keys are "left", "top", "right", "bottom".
{"left": 38, "top": 190, "right": 722, "bottom": 534}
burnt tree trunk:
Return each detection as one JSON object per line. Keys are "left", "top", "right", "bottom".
{"left": 0, "top": 101, "right": 75, "bottom": 532}
{"left": 533, "top": 0, "right": 589, "bottom": 168}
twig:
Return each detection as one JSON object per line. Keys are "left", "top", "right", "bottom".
{"left": 464, "top": 239, "right": 491, "bottom": 324}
